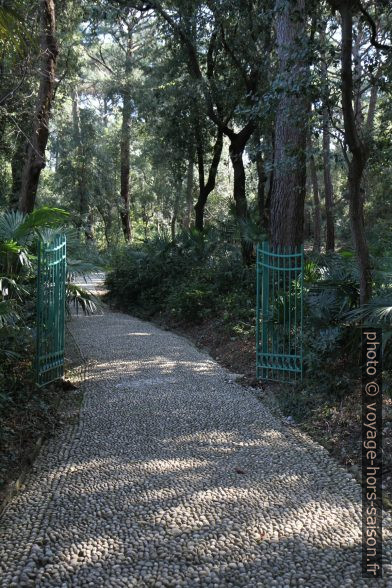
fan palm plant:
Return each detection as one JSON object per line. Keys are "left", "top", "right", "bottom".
{"left": 0, "top": 207, "right": 102, "bottom": 365}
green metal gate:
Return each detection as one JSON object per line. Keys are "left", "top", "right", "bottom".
{"left": 256, "top": 241, "right": 304, "bottom": 383}
{"left": 36, "top": 233, "right": 66, "bottom": 387}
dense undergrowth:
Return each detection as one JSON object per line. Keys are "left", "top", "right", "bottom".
{"left": 106, "top": 229, "right": 392, "bottom": 409}
{"left": 106, "top": 229, "right": 255, "bottom": 332}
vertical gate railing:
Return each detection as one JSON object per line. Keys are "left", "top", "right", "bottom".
{"left": 36, "top": 233, "right": 67, "bottom": 387}
{"left": 256, "top": 241, "right": 304, "bottom": 383}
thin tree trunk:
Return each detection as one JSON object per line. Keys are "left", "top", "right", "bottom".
{"left": 97, "top": 204, "right": 112, "bottom": 247}
{"left": 256, "top": 157, "right": 267, "bottom": 229}
{"left": 322, "top": 108, "right": 335, "bottom": 252}
{"left": 320, "top": 26, "right": 335, "bottom": 252}
{"left": 334, "top": 0, "right": 372, "bottom": 304}
{"left": 362, "top": 81, "right": 379, "bottom": 207}
{"left": 252, "top": 127, "right": 267, "bottom": 230}
{"left": 10, "top": 131, "right": 26, "bottom": 209}
{"left": 227, "top": 122, "right": 255, "bottom": 264}
{"left": 194, "top": 127, "right": 223, "bottom": 231}
{"left": 171, "top": 182, "right": 182, "bottom": 241}
{"left": 183, "top": 151, "right": 194, "bottom": 230}
{"left": 72, "top": 90, "right": 89, "bottom": 238}
{"left": 18, "top": 0, "right": 58, "bottom": 213}
{"left": 366, "top": 84, "right": 378, "bottom": 136}
{"left": 85, "top": 211, "right": 95, "bottom": 242}
{"left": 309, "top": 148, "right": 321, "bottom": 253}
{"left": 120, "top": 30, "right": 132, "bottom": 242}
{"left": 270, "top": 0, "right": 308, "bottom": 249}
{"left": 353, "top": 22, "right": 364, "bottom": 127}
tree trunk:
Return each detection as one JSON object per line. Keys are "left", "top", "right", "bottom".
{"left": 183, "top": 152, "right": 194, "bottom": 230}
{"left": 319, "top": 25, "right": 335, "bottom": 252}
{"left": 270, "top": 0, "right": 308, "bottom": 249}
{"left": 10, "top": 131, "right": 26, "bottom": 209}
{"left": 353, "top": 22, "right": 364, "bottom": 127}
{"left": 171, "top": 182, "right": 182, "bottom": 241}
{"left": 334, "top": 0, "right": 372, "bottom": 304}
{"left": 322, "top": 108, "right": 335, "bottom": 252}
{"left": 72, "top": 90, "right": 89, "bottom": 238}
{"left": 309, "top": 148, "right": 321, "bottom": 253}
{"left": 194, "top": 127, "right": 223, "bottom": 232}
{"left": 120, "top": 30, "right": 132, "bottom": 242}
{"left": 85, "top": 211, "right": 95, "bottom": 242}
{"left": 366, "top": 84, "right": 378, "bottom": 136}
{"left": 18, "top": 0, "right": 58, "bottom": 213}
{"left": 97, "top": 204, "right": 112, "bottom": 247}
{"left": 251, "top": 127, "right": 268, "bottom": 230}
{"left": 227, "top": 122, "right": 255, "bottom": 264}
{"left": 256, "top": 157, "right": 267, "bottom": 230}
{"left": 264, "top": 129, "right": 275, "bottom": 235}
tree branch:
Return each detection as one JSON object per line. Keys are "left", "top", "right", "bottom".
{"left": 84, "top": 48, "right": 114, "bottom": 74}
{"left": 357, "top": 0, "right": 392, "bottom": 52}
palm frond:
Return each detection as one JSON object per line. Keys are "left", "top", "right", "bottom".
{"left": 345, "top": 298, "right": 392, "bottom": 324}
{"left": 0, "top": 300, "right": 20, "bottom": 327}
{"left": 18, "top": 207, "right": 69, "bottom": 238}
{"left": 0, "top": 276, "right": 29, "bottom": 300}
{"left": 0, "top": 208, "right": 69, "bottom": 246}
{"left": 66, "top": 283, "right": 98, "bottom": 315}
{"left": 0, "top": 211, "right": 26, "bottom": 242}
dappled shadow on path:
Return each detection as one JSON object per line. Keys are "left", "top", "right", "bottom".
{"left": 1, "top": 309, "right": 391, "bottom": 587}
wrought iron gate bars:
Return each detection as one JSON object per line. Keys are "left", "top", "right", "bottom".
{"left": 36, "top": 233, "right": 66, "bottom": 387}
{"left": 256, "top": 241, "right": 304, "bottom": 383}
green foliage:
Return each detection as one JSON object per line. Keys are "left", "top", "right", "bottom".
{"left": 0, "top": 204, "right": 102, "bottom": 488}
{"left": 0, "top": 4, "right": 29, "bottom": 58}
{"left": 300, "top": 252, "right": 392, "bottom": 398}
{"left": 66, "top": 283, "right": 97, "bottom": 316}
{"left": 106, "top": 228, "right": 255, "bottom": 326}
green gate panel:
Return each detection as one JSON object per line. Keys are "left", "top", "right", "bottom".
{"left": 256, "top": 241, "right": 304, "bottom": 383}
{"left": 36, "top": 234, "right": 66, "bottom": 387}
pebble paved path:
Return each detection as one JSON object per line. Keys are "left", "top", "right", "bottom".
{"left": 1, "top": 277, "right": 392, "bottom": 587}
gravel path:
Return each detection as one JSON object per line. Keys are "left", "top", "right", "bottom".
{"left": 1, "top": 280, "right": 392, "bottom": 587}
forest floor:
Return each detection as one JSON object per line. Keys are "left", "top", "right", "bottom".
{"left": 1, "top": 280, "right": 392, "bottom": 586}
{"left": 0, "top": 327, "right": 86, "bottom": 515}
{"left": 153, "top": 316, "right": 392, "bottom": 510}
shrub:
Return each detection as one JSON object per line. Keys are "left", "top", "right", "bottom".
{"left": 106, "top": 230, "right": 256, "bottom": 327}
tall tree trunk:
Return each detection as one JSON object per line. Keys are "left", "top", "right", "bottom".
{"left": 120, "top": 30, "right": 132, "bottom": 242}
{"left": 366, "top": 83, "right": 378, "bottom": 136}
{"left": 320, "top": 26, "right": 335, "bottom": 252}
{"left": 309, "top": 144, "right": 321, "bottom": 253}
{"left": 227, "top": 122, "right": 255, "bottom": 264}
{"left": 353, "top": 22, "right": 364, "bottom": 127}
{"left": 72, "top": 90, "right": 89, "bottom": 238}
{"left": 332, "top": 0, "right": 372, "bottom": 304}
{"left": 10, "top": 131, "right": 26, "bottom": 209}
{"left": 183, "top": 151, "right": 194, "bottom": 230}
{"left": 18, "top": 0, "right": 58, "bottom": 213}
{"left": 251, "top": 127, "right": 268, "bottom": 230}
{"left": 322, "top": 108, "right": 335, "bottom": 252}
{"left": 97, "top": 203, "right": 112, "bottom": 247}
{"left": 194, "top": 127, "right": 223, "bottom": 231}
{"left": 270, "top": 0, "right": 308, "bottom": 249}
{"left": 171, "top": 182, "right": 182, "bottom": 241}
{"left": 256, "top": 157, "right": 267, "bottom": 230}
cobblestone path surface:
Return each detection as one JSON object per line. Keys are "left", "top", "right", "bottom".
{"left": 1, "top": 279, "right": 392, "bottom": 587}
